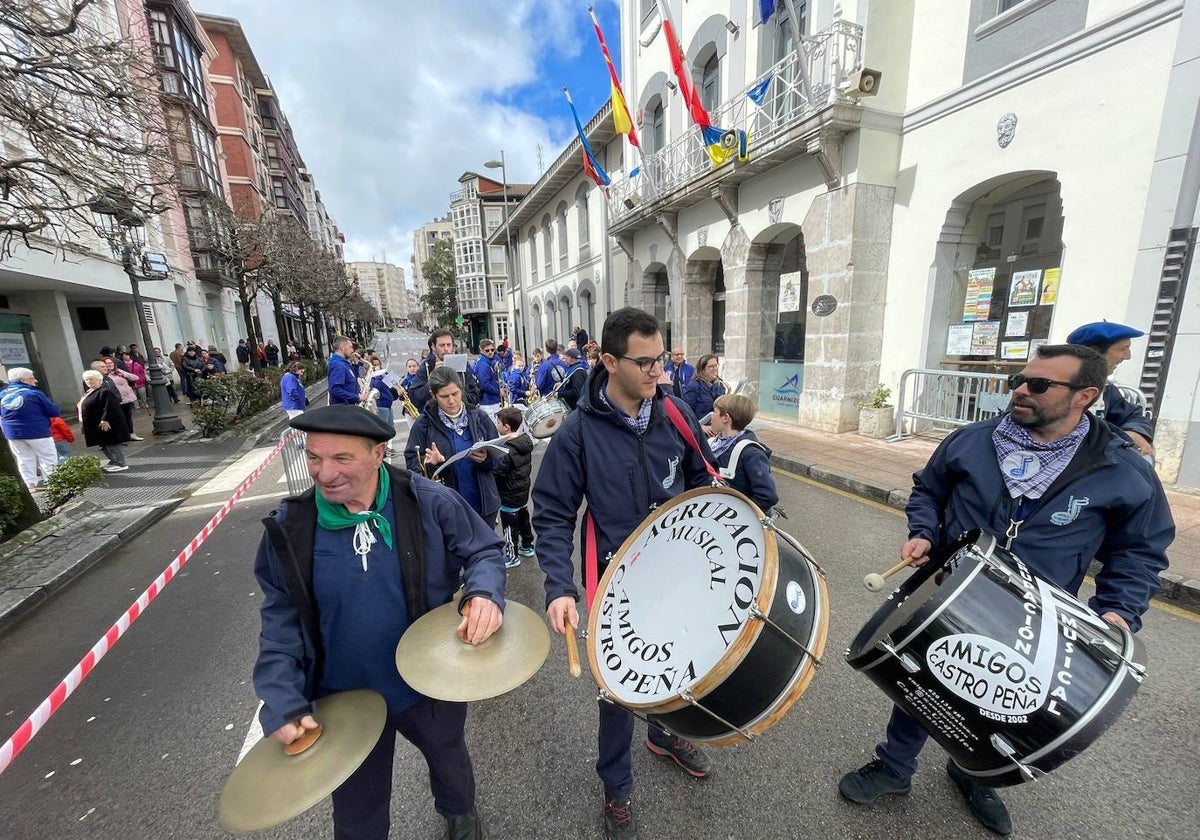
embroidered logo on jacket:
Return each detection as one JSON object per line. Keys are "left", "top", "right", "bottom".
{"left": 661, "top": 456, "right": 680, "bottom": 490}
{"left": 1049, "top": 496, "right": 1090, "bottom": 526}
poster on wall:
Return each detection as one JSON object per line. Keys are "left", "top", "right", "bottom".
{"left": 1029, "top": 338, "right": 1049, "bottom": 357}
{"left": 757, "top": 361, "right": 804, "bottom": 419}
{"left": 946, "top": 324, "right": 974, "bottom": 355}
{"left": 1008, "top": 270, "right": 1041, "bottom": 307}
{"left": 970, "top": 321, "right": 1000, "bottom": 355}
{"left": 963, "top": 268, "right": 995, "bottom": 321}
{"left": 778, "top": 278, "right": 802, "bottom": 313}
{"left": 1001, "top": 340, "right": 1031, "bottom": 361}
{"left": 1005, "top": 311, "right": 1029, "bottom": 336}
{"left": 1040, "top": 268, "right": 1061, "bottom": 305}
{"left": 0, "top": 333, "right": 31, "bottom": 366}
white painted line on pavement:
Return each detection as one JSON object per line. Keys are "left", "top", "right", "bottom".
{"left": 174, "top": 491, "right": 285, "bottom": 513}
{"left": 192, "top": 447, "right": 277, "bottom": 497}
{"left": 237, "top": 703, "right": 265, "bottom": 765}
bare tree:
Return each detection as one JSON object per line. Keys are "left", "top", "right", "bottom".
{"left": 0, "top": 0, "right": 176, "bottom": 259}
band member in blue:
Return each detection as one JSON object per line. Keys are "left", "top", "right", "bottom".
{"left": 533, "top": 308, "right": 717, "bottom": 840}
{"left": 838, "top": 344, "right": 1174, "bottom": 836}
{"left": 252, "top": 405, "right": 506, "bottom": 840}
{"left": 1065, "top": 320, "right": 1154, "bottom": 457}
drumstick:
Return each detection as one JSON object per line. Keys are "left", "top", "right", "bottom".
{"left": 863, "top": 556, "right": 918, "bottom": 592}
{"left": 564, "top": 622, "right": 582, "bottom": 678}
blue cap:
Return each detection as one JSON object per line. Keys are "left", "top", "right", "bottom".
{"left": 564, "top": 348, "right": 582, "bottom": 360}
{"left": 1066, "top": 321, "right": 1144, "bottom": 347}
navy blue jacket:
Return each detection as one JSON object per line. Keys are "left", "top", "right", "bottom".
{"left": 536, "top": 356, "right": 566, "bottom": 395}
{"left": 326, "top": 353, "right": 360, "bottom": 405}
{"left": 532, "top": 367, "right": 717, "bottom": 607}
{"left": 409, "top": 354, "right": 481, "bottom": 410}
{"left": 369, "top": 372, "right": 395, "bottom": 409}
{"left": 906, "top": 415, "right": 1174, "bottom": 632}
{"left": 714, "top": 429, "right": 778, "bottom": 512}
{"left": 682, "top": 377, "right": 726, "bottom": 419}
{"left": 663, "top": 361, "right": 694, "bottom": 397}
{"left": 0, "top": 382, "right": 60, "bottom": 439}
{"left": 404, "top": 403, "right": 500, "bottom": 521}
{"left": 251, "top": 466, "right": 506, "bottom": 735}
{"left": 280, "top": 372, "right": 307, "bottom": 411}
{"left": 1097, "top": 383, "right": 1153, "bottom": 442}
{"left": 473, "top": 355, "right": 501, "bottom": 406}
{"left": 556, "top": 362, "right": 589, "bottom": 410}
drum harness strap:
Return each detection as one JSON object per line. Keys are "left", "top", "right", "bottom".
{"left": 717, "top": 438, "right": 767, "bottom": 481}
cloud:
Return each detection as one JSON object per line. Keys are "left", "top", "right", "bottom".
{"left": 203, "top": 0, "right": 593, "bottom": 282}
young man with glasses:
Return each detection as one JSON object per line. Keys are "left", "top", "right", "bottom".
{"left": 532, "top": 308, "right": 718, "bottom": 840}
{"left": 838, "top": 344, "right": 1174, "bottom": 837}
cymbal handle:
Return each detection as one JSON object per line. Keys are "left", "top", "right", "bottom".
{"left": 564, "top": 623, "right": 582, "bottom": 678}
{"left": 282, "top": 721, "right": 323, "bottom": 756}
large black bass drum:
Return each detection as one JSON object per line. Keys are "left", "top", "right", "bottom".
{"left": 846, "top": 530, "right": 1146, "bottom": 787}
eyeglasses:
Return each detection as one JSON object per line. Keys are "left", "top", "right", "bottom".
{"left": 619, "top": 351, "right": 670, "bottom": 374}
{"left": 481, "top": 348, "right": 495, "bottom": 354}
{"left": 1007, "top": 373, "right": 1084, "bottom": 395}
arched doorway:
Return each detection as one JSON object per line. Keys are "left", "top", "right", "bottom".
{"left": 683, "top": 246, "right": 722, "bottom": 358}
{"left": 531, "top": 301, "right": 543, "bottom": 349}
{"left": 927, "top": 172, "right": 1064, "bottom": 369}
{"left": 544, "top": 298, "right": 557, "bottom": 345}
{"left": 559, "top": 291, "right": 573, "bottom": 344}
{"left": 643, "top": 262, "right": 670, "bottom": 349}
{"left": 577, "top": 281, "right": 597, "bottom": 336}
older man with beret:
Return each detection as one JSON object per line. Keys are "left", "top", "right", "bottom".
{"left": 251, "top": 405, "right": 506, "bottom": 840}
{"left": 1066, "top": 320, "right": 1154, "bottom": 457}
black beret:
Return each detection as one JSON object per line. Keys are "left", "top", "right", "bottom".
{"left": 288, "top": 405, "right": 396, "bottom": 441}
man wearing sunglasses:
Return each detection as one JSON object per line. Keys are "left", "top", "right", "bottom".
{"left": 532, "top": 308, "right": 717, "bottom": 840}
{"left": 839, "top": 343, "right": 1174, "bottom": 837}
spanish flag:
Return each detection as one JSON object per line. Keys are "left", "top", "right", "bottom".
{"left": 588, "top": 6, "right": 639, "bottom": 149}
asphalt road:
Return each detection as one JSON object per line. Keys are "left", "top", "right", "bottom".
{"left": 1, "top": 336, "right": 1198, "bottom": 839}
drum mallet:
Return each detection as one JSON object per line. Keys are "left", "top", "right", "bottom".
{"left": 564, "top": 622, "right": 582, "bottom": 678}
{"left": 863, "top": 557, "right": 918, "bottom": 592}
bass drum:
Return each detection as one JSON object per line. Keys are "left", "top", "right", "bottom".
{"left": 586, "top": 487, "right": 828, "bottom": 746}
{"left": 525, "top": 396, "right": 567, "bottom": 438}
{"left": 845, "top": 530, "right": 1146, "bottom": 786}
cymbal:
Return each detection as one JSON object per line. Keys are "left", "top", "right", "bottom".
{"left": 396, "top": 600, "right": 550, "bottom": 702}
{"left": 218, "top": 689, "right": 387, "bottom": 835}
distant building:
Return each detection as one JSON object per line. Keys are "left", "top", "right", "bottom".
{"left": 411, "top": 216, "right": 453, "bottom": 329}
{"left": 348, "top": 262, "right": 407, "bottom": 326}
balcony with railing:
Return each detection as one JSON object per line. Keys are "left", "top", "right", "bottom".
{"left": 608, "top": 19, "right": 866, "bottom": 231}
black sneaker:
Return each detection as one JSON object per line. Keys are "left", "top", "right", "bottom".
{"left": 602, "top": 797, "right": 638, "bottom": 840}
{"left": 645, "top": 734, "right": 711, "bottom": 778}
{"left": 947, "top": 762, "right": 1012, "bottom": 836}
{"left": 838, "top": 759, "right": 912, "bottom": 804}
{"left": 445, "top": 808, "right": 482, "bottom": 840}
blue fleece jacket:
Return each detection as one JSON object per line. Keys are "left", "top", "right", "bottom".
{"left": 532, "top": 367, "right": 716, "bottom": 607}
{"left": 714, "top": 429, "right": 778, "bottom": 512}
{"left": 906, "top": 414, "right": 1174, "bottom": 631}
{"left": 280, "top": 372, "right": 307, "bottom": 411}
{"left": 473, "top": 355, "right": 501, "bottom": 406}
{"left": 326, "top": 353, "right": 360, "bottom": 405}
{"left": 536, "top": 356, "right": 567, "bottom": 395}
{"left": 1097, "top": 383, "right": 1153, "bottom": 442}
{"left": 682, "top": 377, "right": 727, "bottom": 418}
{"left": 506, "top": 367, "right": 530, "bottom": 402}
{"left": 251, "top": 469, "right": 506, "bottom": 735}
{"left": 0, "top": 382, "right": 60, "bottom": 439}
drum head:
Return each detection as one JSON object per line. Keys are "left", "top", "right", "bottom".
{"left": 527, "top": 397, "right": 566, "bottom": 438}
{"left": 586, "top": 487, "right": 777, "bottom": 712}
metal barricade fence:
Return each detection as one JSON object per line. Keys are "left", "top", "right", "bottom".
{"left": 891, "top": 368, "right": 1011, "bottom": 440}
{"left": 280, "top": 430, "right": 313, "bottom": 496}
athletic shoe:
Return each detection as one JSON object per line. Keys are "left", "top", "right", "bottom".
{"left": 947, "top": 761, "right": 1012, "bottom": 836}
{"left": 103, "top": 465, "right": 129, "bottom": 473}
{"left": 645, "top": 734, "right": 711, "bottom": 778}
{"left": 602, "top": 798, "right": 638, "bottom": 840}
{"left": 503, "top": 555, "right": 521, "bottom": 569}
{"left": 838, "top": 759, "right": 912, "bottom": 804}
{"left": 517, "top": 545, "right": 535, "bottom": 557}
{"left": 129, "top": 434, "right": 144, "bottom": 441}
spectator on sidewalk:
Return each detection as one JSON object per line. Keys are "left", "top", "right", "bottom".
{"left": 100, "top": 356, "right": 143, "bottom": 441}
{"left": 1, "top": 368, "right": 61, "bottom": 488}
{"left": 265, "top": 339, "right": 280, "bottom": 367}
{"left": 836, "top": 344, "right": 1174, "bottom": 838}
{"left": 50, "top": 415, "right": 75, "bottom": 462}
{"left": 662, "top": 347, "right": 694, "bottom": 397}
{"left": 281, "top": 362, "right": 308, "bottom": 420}
{"left": 708, "top": 393, "right": 778, "bottom": 513}
{"left": 123, "top": 351, "right": 148, "bottom": 408}
{"left": 80, "top": 369, "right": 130, "bottom": 473}
{"left": 152, "top": 346, "right": 181, "bottom": 404}
{"left": 236, "top": 338, "right": 252, "bottom": 370}
{"left": 201, "top": 349, "right": 226, "bottom": 377}
{"left": 682, "top": 355, "right": 726, "bottom": 431}
{"left": 207, "top": 344, "right": 229, "bottom": 367}
{"left": 181, "top": 346, "right": 204, "bottom": 405}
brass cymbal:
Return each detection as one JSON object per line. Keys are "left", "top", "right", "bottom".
{"left": 218, "top": 689, "right": 387, "bottom": 835}
{"left": 396, "top": 600, "right": 550, "bottom": 702}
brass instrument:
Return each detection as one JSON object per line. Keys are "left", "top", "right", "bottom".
{"left": 500, "top": 378, "right": 511, "bottom": 408}
{"left": 397, "top": 385, "right": 420, "bottom": 419}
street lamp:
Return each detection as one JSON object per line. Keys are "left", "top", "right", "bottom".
{"left": 484, "top": 153, "right": 527, "bottom": 356}
{"left": 89, "top": 190, "right": 185, "bottom": 435}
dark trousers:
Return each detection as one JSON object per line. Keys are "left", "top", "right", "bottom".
{"left": 122, "top": 401, "right": 135, "bottom": 433}
{"left": 330, "top": 698, "right": 474, "bottom": 840}
{"left": 596, "top": 700, "right": 674, "bottom": 801}
{"left": 499, "top": 505, "right": 533, "bottom": 550}
{"left": 875, "top": 704, "right": 929, "bottom": 780}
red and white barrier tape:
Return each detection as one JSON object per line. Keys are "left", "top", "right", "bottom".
{"left": 0, "top": 433, "right": 295, "bottom": 776}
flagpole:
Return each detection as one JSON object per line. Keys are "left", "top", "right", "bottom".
{"left": 779, "top": 0, "right": 815, "bottom": 105}
{"left": 587, "top": 4, "right": 650, "bottom": 199}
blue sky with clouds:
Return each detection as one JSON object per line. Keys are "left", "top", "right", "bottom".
{"left": 200, "top": 1, "right": 625, "bottom": 280}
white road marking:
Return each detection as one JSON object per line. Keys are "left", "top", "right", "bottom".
{"left": 237, "top": 703, "right": 265, "bottom": 765}
{"left": 192, "top": 447, "right": 277, "bottom": 496}
{"left": 173, "top": 491, "right": 285, "bottom": 513}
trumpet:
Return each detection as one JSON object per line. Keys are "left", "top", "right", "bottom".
{"left": 397, "top": 385, "right": 420, "bottom": 419}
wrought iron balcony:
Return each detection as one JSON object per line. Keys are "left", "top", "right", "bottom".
{"left": 608, "top": 19, "right": 865, "bottom": 230}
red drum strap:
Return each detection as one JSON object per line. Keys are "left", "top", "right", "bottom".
{"left": 584, "top": 510, "right": 599, "bottom": 609}
{"left": 661, "top": 398, "right": 723, "bottom": 484}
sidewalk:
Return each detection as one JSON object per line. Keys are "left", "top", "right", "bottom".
{"left": 753, "top": 416, "right": 1200, "bottom": 612}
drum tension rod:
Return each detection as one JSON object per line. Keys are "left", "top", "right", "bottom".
{"left": 762, "top": 520, "right": 829, "bottom": 579}
{"left": 874, "top": 638, "right": 921, "bottom": 674}
{"left": 680, "top": 689, "right": 757, "bottom": 742}
{"left": 988, "top": 734, "right": 1043, "bottom": 783}
{"left": 748, "top": 603, "right": 823, "bottom": 667}
{"left": 596, "top": 691, "right": 677, "bottom": 740}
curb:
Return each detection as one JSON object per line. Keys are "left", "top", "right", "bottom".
{"left": 769, "top": 452, "right": 1200, "bottom": 617}
{"left": 0, "top": 499, "right": 181, "bottom": 638}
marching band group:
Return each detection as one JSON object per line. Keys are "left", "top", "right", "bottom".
{"left": 249, "top": 312, "right": 1174, "bottom": 840}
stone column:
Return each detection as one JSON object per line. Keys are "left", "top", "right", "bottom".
{"left": 681, "top": 256, "right": 719, "bottom": 359}
{"left": 22, "top": 291, "right": 86, "bottom": 405}
{"left": 798, "top": 183, "right": 896, "bottom": 432}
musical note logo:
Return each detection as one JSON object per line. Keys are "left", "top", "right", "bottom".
{"left": 1050, "top": 496, "right": 1090, "bottom": 526}
{"left": 1009, "top": 454, "right": 1036, "bottom": 478}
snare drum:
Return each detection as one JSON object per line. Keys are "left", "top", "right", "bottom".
{"left": 525, "top": 396, "right": 567, "bottom": 438}
{"left": 846, "top": 530, "right": 1146, "bottom": 786}
{"left": 586, "top": 487, "right": 828, "bottom": 746}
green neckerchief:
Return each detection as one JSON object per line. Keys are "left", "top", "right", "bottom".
{"left": 314, "top": 465, "right": 394, "bottom": 550}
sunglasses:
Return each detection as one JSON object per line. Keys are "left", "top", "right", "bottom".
{"left": 1007, "top": 373, "right": 1084, "bottom": 395}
